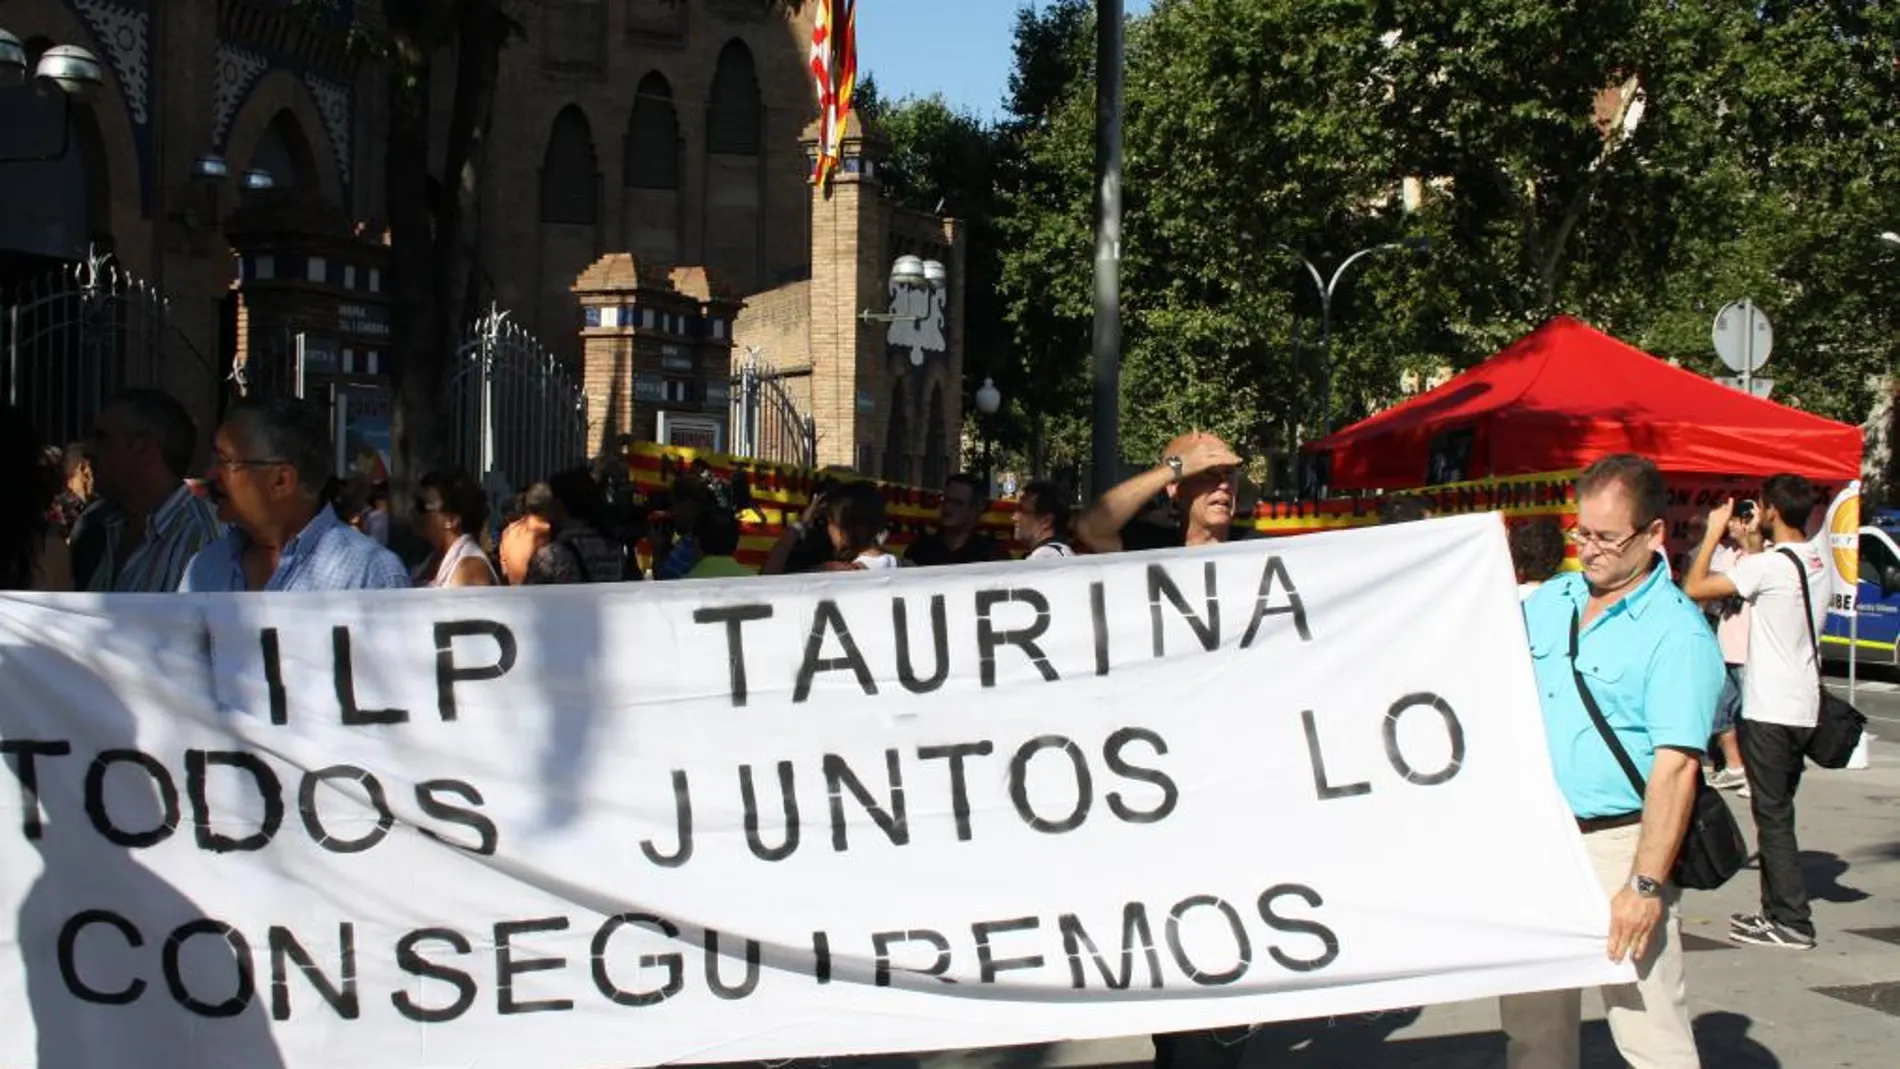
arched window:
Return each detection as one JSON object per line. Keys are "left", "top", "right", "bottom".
{"left": 539, "top": 105, "right": 599, "bottom": 225}
{"left": 922, "top": 387, "right": 947, "bottom": 489}
{"left": 625, "top": 73, "right": 679, "bottom": 190}
{"left": 706, "top": 40, "right": 761, "bottom": 156}
{"left": 250, "top": 110, "right": 320, "bottom": 192}
{"left": 883, "top": 382, "right": 910, "bottom": 485}
{"left": 72, "top": 103, "right": 111, "bottom": 244}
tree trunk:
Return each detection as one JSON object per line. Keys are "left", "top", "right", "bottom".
{"left": 386, "top": 1, "right": 508, "bottom": 521}
{"left": 437, "top": 1, "right": 507, "bottom": 358}
{"left": 386, "top": 30, "right": 440, "bottom": 520}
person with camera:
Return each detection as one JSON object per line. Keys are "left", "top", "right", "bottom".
{"left": 762, "top": 476, "right": 848, "bottom": 576}
{"left": 1699, "top": 500, "right": 1763, "bottom": 793}
{"left": 1682, "top": 476, "right": 1829, "bottom": 951}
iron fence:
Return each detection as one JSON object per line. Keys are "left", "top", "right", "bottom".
{"left": 448, "top": 305, "right": 589, "bottom": 489}
{"left": 729, "top": 347, "right": 816, "bottom": 468}
{"left": 1, "top": 249, "right": 207, "bottom": 447}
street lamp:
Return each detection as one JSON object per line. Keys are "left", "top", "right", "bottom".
{"left": 860, "top": 253, "right": 947, "bottom": 333}
{"left": 1879, "top": 231, "right": 1900, "bottom": 249}
{"left": 1273, "top": 236, "right": 1430, "bottom": 441}
{"left": 974, "top": 376, "right": 1002, "bottom": 494}
{"left": 173, "top": 154, "right": 276, "bottom": 231}
{"left": 0, "top": 28, "right": 106, "bottom": 162}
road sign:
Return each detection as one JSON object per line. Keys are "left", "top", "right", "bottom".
{"left": 1716, "top": 375, "right": 1775, "bottom": 399}
{"left": 1713, "top": 299, "right": 1773, "bottom": 375}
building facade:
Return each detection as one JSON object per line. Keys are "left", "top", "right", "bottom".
{"left": 1, "top": 0, "right": 959, "bottom": 487}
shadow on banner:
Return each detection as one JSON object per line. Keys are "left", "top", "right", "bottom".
{"left": 0, "top": 636, "right": 286, "bottom": 1069}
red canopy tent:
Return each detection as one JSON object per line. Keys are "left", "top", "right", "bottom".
{"left": 1306, "top": 316, "right": 1864, "bottom": 491}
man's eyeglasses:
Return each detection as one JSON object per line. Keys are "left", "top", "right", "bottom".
{"left": 210, "top": 455, "right": 287, "bottom": 470}
{"left": 1565, "top": 526, "right": 1647, "bottom": 553}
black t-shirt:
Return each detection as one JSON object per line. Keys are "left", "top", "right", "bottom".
{"left": 782, "top": 526, "right": 838, "bottom": 574}
{"left": 906, "top": 531, "right": 1008, "bottom": 567}
{"left": 1120, "top": 520, "right": 1257, "bottom": 552}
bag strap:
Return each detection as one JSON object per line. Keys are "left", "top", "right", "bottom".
{"left": 562, "top": 537, "right": 595, "bottom": 583}
{"left": 1569, "top": 606, "right": 1649, "bottom": 800}
{"left": 1775, "top": 546, "right": 1825, "bottom": 694}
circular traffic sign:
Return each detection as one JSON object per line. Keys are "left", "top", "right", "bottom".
{"left": 1712, "top": 299, "right": 1774, "bottom": 374}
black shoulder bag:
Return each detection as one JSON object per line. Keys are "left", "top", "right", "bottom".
{"left": 1777, "top": 547, "right": 1867, "bottom": 768}
{"left": 1567, "top": 607, "right": 1748, "bottom": 890}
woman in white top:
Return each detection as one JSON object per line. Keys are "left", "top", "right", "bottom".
{"left": 1013, "top": 479, "right": 1076, "bottom": 560}
{"left": 413, "top": 468, "right": 499, "bottom": 588}
{"left": 820, "top": 482, "right": 900, "bottom": 572}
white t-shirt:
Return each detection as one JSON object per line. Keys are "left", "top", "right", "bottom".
{"left": 854, "top": 551, "right": 901, "bottom": 571}
{"left": 1027, "top": 541, "right": 1074, "bottom": 560}
{"left": 1726, "top": 540, "right": 1829, "bottom": 728}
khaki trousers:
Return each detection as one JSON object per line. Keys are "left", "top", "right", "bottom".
{"left": 1498, "top": 824, "right": 1700, "bottom": 1068}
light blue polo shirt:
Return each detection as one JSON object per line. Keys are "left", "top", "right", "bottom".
{"left": 1523, "top": 564, "right": 1722, "bottom": 819}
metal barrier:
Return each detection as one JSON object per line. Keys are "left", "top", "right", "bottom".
{"left": 448, "top": 305, "right": 589, "bottom": 489}
{"left": 1, "top": 249, "right": 206, "bottom": 446}
{"left": 729, "top": 346, "right": 816, "bottom": 469}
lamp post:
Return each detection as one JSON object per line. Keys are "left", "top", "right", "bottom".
{"left": 1880, "top": 231, "right": 1900, "bottom": 249}
{"left": 1091, "top": 0, "right": 1125, "bottom": 501}
{"left": 171, "top": 154, "right": 275, "bottom": 231}
{"left": 974, "top": 376, "right": 1002, "bottom": 495}
{"left": 1274, "top": 236, "right": 1430, "bottom": 442}
{"left": 0, "top": 29, "right": 105, "bottom": 163}
{"left": 860, "top": 254, "right": 947, "bottom": 362}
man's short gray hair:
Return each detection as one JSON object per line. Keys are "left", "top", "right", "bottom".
{"left": 225, "top": 396, "right": 334, "bottom": 492}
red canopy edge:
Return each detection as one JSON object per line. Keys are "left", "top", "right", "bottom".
{"left": 1305, "top": 316, "right": 1864, "bottom": 491}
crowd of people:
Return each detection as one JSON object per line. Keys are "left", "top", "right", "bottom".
{"left": 0, "top": 394, "right": 1839, "bottom": 1069}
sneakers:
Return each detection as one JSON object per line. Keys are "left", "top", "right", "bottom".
{"left": 1729, "top": 912, "right": 1816, "bottom": 950}
{"left": 1709, "top": 767, "right": 1748, "bottom": 791}
{"left": 1737, "top": 783, "right": 1751, "bottom": 799}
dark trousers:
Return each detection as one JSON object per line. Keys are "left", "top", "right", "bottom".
{"left": 1739, "top": 717, "right": 1815, "bottom": 937}
{"left": 1152, "top": 1028, "right": 1253, "bottom": 1069}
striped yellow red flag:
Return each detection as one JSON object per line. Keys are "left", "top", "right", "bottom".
{"left": 828, "top": 0, "right": 858, "bottom": 169}
{"left": 808, "top": 0, "right": 838, "bottom": 187}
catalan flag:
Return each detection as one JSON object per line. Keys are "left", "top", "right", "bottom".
{"left": 828, "top": 0, "right": 858, "bottom": 171}
{"left": 809, "top": 0, "right": 838, "bottom": 187}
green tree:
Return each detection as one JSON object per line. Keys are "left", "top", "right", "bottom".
{"left": 987, "top": 0, "right": 1898, "bottom": 491}
{"left": 993, "top": 0, "right": 1100, "bottom": 483}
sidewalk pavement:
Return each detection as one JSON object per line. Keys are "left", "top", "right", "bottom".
{"left": 839, "top": 682, "right": 1900, "bottom": 1069}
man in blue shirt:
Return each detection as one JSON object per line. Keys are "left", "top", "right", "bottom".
{"left": 181, "top": 397, "right": 409, "bottom": 592}
{"left": 1501, "top": 454, "right": 1721, "bottom": 1069}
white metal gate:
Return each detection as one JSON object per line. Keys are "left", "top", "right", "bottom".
{"left": 448, "top": 306, "right": 588, "bottom": 488}
{"left": 2, "top": 249, "right": 206, "bottom": 446}
{"left": 729, "top": 347, "right": 816, "bottom": 468}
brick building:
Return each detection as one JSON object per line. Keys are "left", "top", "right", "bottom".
{"left": 732, "top": 113, "right": 967, "bottom": 484}
{"left": 0, "top": 1, "right": 812, "bottom": 445}
{"left": 1, "top": 0, "right": 960, "bottom": 483}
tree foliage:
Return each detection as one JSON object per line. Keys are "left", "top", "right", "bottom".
{"left": 960, "top": 0, "right": 1900, "bottom": 491}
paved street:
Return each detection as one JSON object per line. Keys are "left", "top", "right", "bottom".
{"left": 831, "top": 677, "right": 1900, "bottom": 1069}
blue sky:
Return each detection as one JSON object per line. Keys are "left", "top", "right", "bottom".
{"left": 856, "top": 0, "right": 1153, "bottom": 119}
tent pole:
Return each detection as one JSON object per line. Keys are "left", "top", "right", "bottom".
{"left": 1849, "top": 604, "right": 1859, "bottom": 706}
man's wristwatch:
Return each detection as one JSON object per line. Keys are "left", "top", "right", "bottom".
{"left": 1628, "top": 874, "right": 1663, "bottom": 898}
{"left": 1164, "top": 456, "right": 1184, "bottom": 484}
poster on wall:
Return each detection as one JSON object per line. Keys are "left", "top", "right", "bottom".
{"left": 656, "top": 411, "right": 723, "bottom": 452}
{"left": 335, "top": 384, "right": 393, "bottom": 483}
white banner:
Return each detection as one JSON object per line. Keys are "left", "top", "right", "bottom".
{"left": 0, "top": 514, "right": 1625, "bottom": 1069}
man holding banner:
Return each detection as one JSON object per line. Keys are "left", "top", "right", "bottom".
{"left": 1503, "top": 455, "right": 1721, "bottom": 1068}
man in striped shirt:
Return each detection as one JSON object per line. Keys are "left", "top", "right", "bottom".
{"left": 181, "top": 396, "right": 409, "bottom": 592}
{"left": 71, "top": 390, "right": 223, "bottom": 593}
